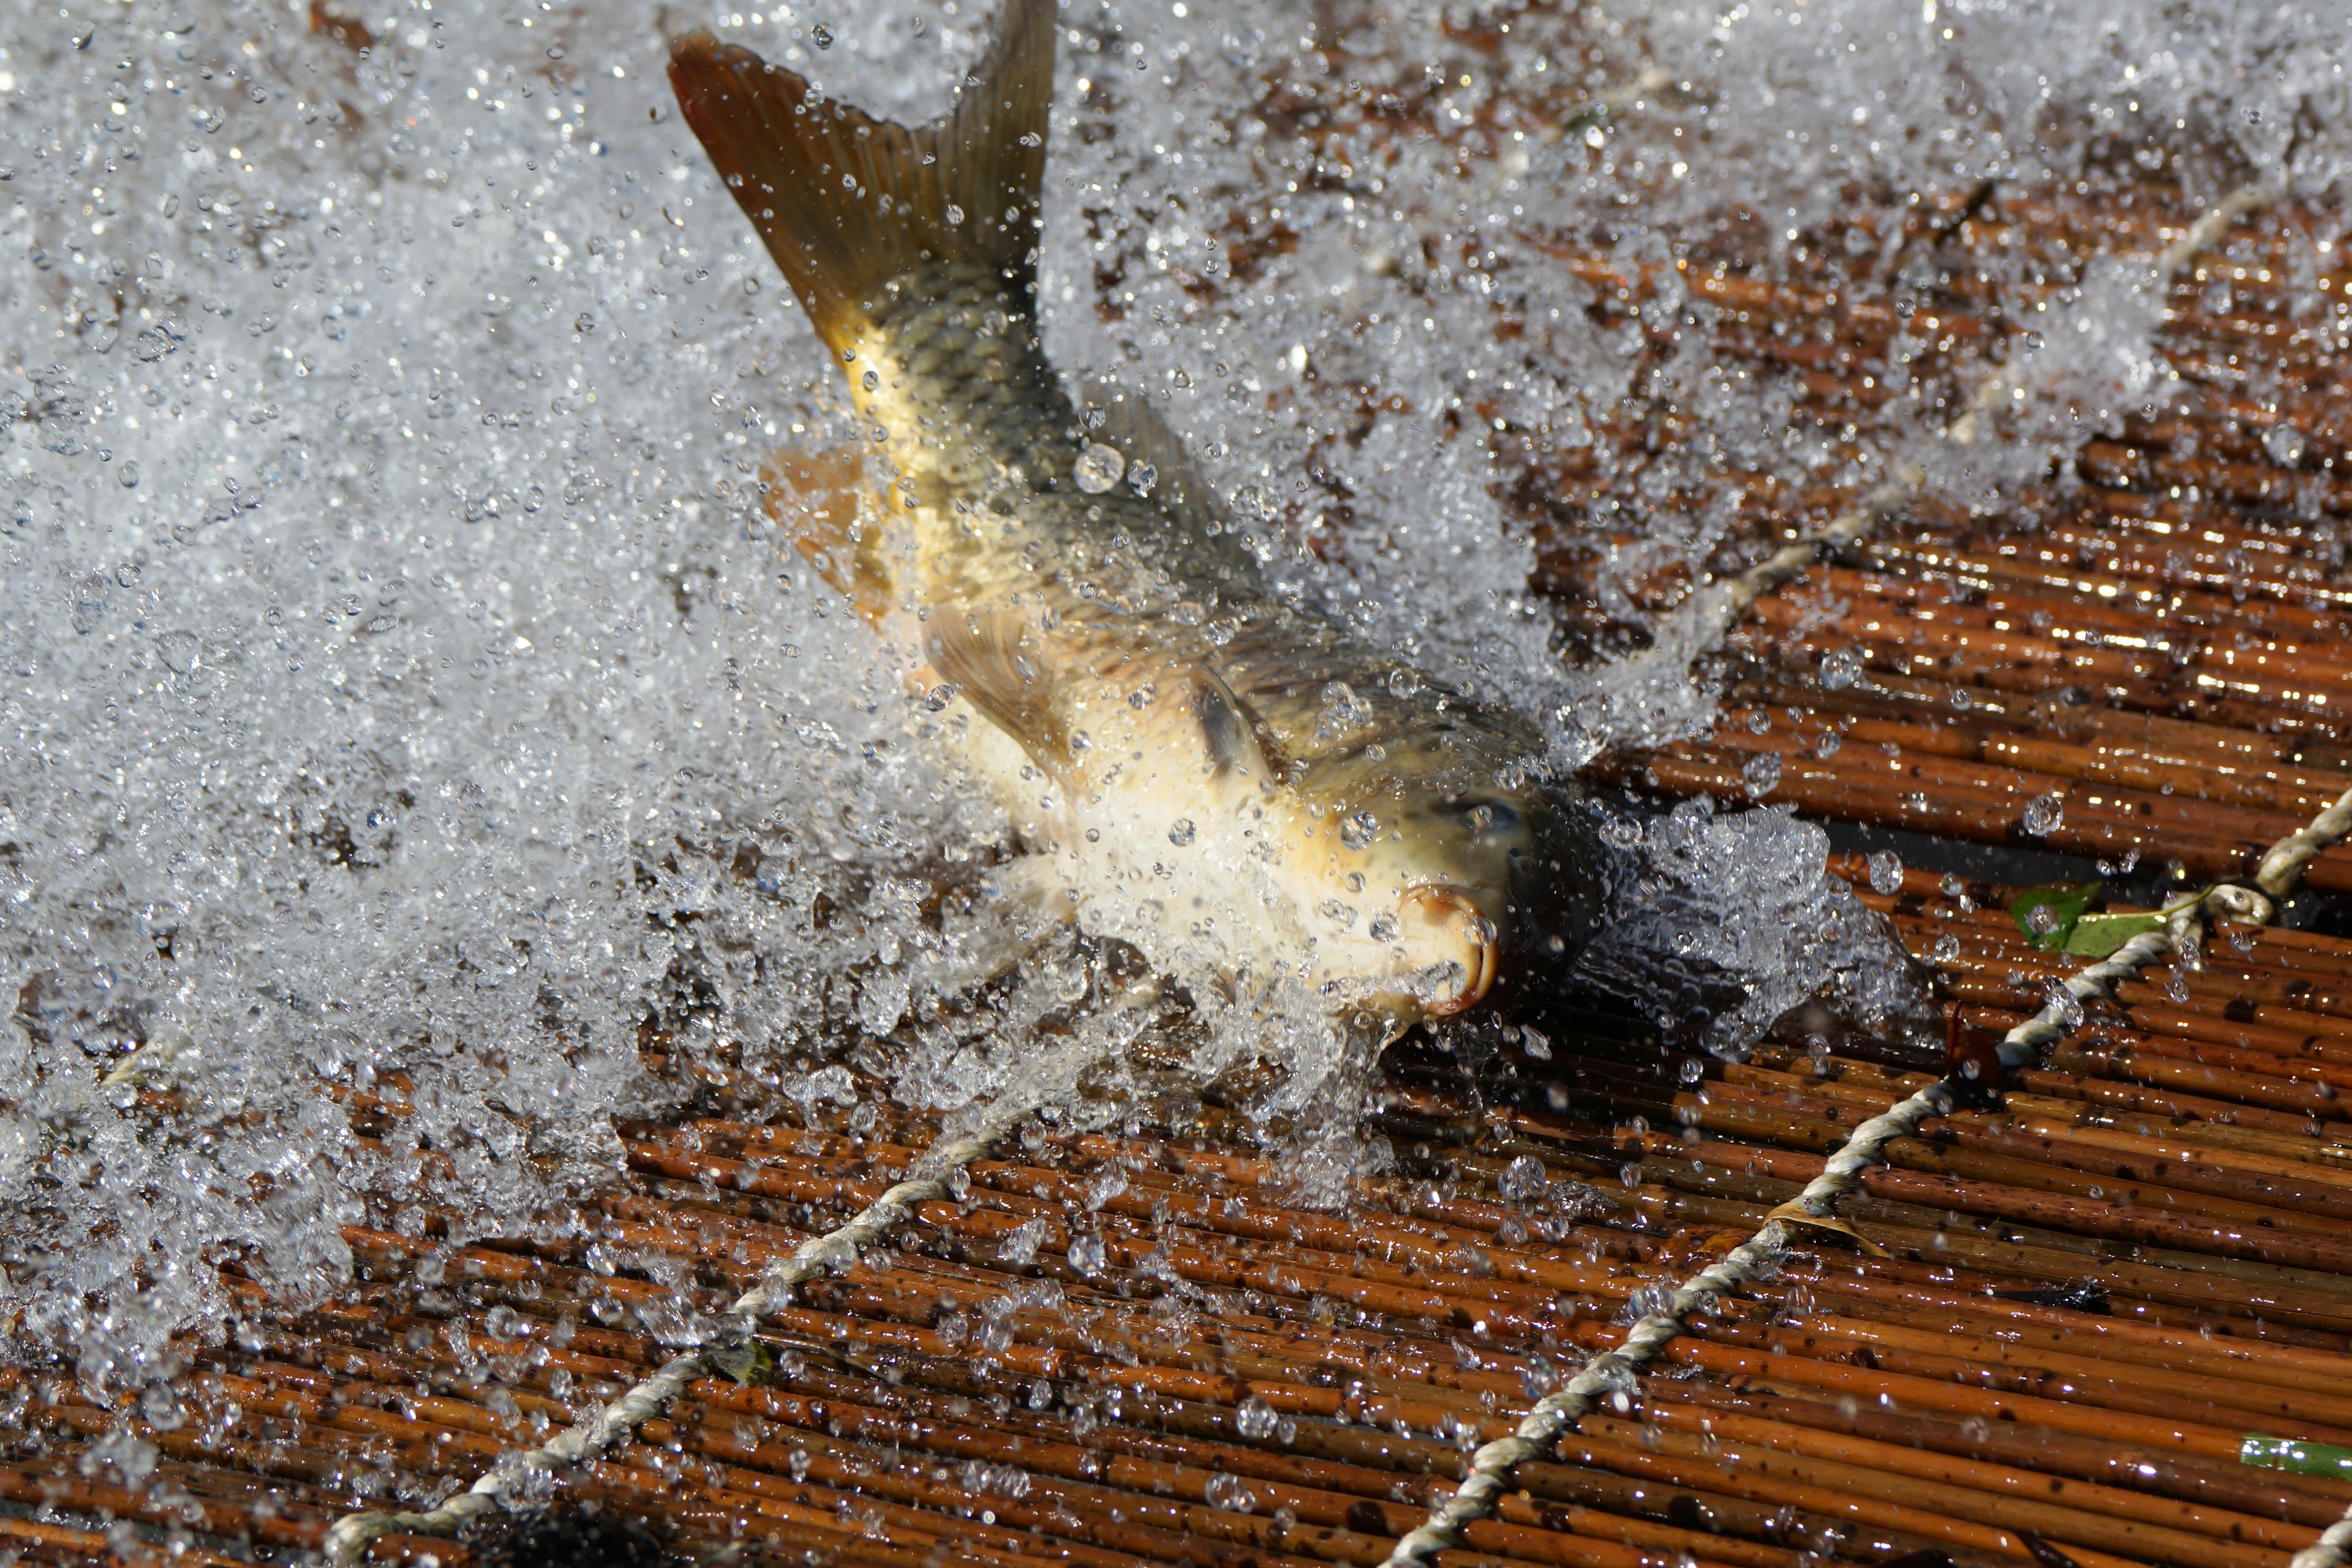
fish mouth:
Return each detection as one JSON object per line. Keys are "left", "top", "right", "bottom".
{"left": 1395, "top": 884, "right": 1500, "bottom": 1017}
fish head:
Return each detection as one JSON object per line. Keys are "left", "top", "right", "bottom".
{"left": 1306, "top": 756, "right": 1589, "bottom": 1025}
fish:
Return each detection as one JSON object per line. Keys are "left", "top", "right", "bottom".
{"left": 668, "top": 0, "right": 1605, "bottom": 1029}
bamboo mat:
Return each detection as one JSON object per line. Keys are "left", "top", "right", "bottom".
{"left": 10, "top": 154, "right": 2352, "bottom": 1568}
{"left": 21, "top": 867, "right": 2352, "bottom": 1568}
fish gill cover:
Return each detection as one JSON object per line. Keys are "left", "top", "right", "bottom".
{"left": 0, "top": 0, "right": 2343, "bottom": 1402}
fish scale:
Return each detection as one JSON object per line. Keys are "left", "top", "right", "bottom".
{"left": 671, "top": 0, "right": 1603, "bottom": 1026}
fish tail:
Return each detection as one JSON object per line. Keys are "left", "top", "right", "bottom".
{"left": 668, "top": 0, "right": 1056, "bottom": 356}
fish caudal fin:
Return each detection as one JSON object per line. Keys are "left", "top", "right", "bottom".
{"left": 668, "top": 0, "right": 1057, "bottom": 356}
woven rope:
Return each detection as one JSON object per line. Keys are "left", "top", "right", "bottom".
{"left": 318, "top": 1101, "right": 1038, "bottom": 1564}
{"left": 1694, "top": 181, "right": 2271, "bottom": 652}
{"left": 1378, "top": 835, "right": 2322, "bottom": 1568}
{"left": 1377, "top": 185, "right": 2279, "bottom": 1568}
{"left": 2294, "top": 1517, "right": 2352, "bottom": 1568}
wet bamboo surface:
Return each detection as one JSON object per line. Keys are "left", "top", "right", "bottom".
{"left": 18, "top": 68, "right": 2352, "bottom": 1568}
{"left": 30, "top": 910, "right": 2352, "bottom": 1568}
{"left": 32, "top": 882, "right": 2352, "bottom": 1568}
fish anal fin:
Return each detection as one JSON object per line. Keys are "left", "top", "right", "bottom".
{"left": 986, "top": 853, "right": 1082, "bottom": 927}
{"left": 926, "top": 609, "right": 1069, "bottom": 767}
{"left": 761, "top": 447, "right": 892, "bottom": 624}
{"left": 669, "top": 0, "right": 1057, "bottom": 359}
{"left": 1189, "top": 666, "right": 1272, "bottom": 783}
{"left": 1076, "top": 377, "right": 1228, "bottom": 540}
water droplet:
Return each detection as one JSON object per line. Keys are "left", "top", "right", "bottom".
{"left": 1340, "top": 810, "right": 1378, "bottom": 849}
{"left": 1368, "top": 911, "right": 1398, "bottom": 942}
{"left": 1167, "top": 818, "right": 1195, "bottom": 846}
{"left": 1520, "top": 1025, "right": 1551, "bottom": 1060}
{"left": 1128, "top": 462, "right": 1156, "bottom": 496}
{"left": 1235, "top": 1394, "right": 1278, "bottom": 1440}
{"left": 1386, "top": 666, "right": 1422, "bottom": 699}
{"left": 2265, "top": 423, "right": 2307, "bottom": 466}
{"left": 810, "top": 22, "right": 833, "bottom": 48}
{"left": 1866, "top": 850, "right": 1902, "bottom": 895}
{"left": 1205, "top": 1472, "right": 1257, "bottom": 1511}
{"left": 1819, "top": 647, "right": 1862, "bottom": 689}
{"left": 1498, "top": 1154, "right": 1547, "bottom": 1207}
{"left": 2021, "top": 793, "right": 2063, "bottom": 837}
{"left": 945, "top": 203, "right": 965, "bottom": 226}
{"left": 1741, "top": 752, "right": 1782, "bottom": 797}
{"left": 1073, "top": 440, "right": 1125, "bottom": 494}
{"left": 1066, "top": 1231, "right": 1106, "bottom": 1274}
{"left": 2044, "top": 978, "right": 2086, "bottom": 1030}
{"left": 1232, "top": 483, "right": 1277, "bottom": 522}
{"left": 155, "top": 630, "right": 200, "bottom": 674}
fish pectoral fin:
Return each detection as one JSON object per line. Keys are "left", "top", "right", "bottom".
{"left": 926, "top": 610, "right": 1071, "bottom": 767}
{"left": 762, "top": 447, "right": 892, "bottom": 624}
{"left": 1188, "top": 666, "right": 1274, "bottom": 783}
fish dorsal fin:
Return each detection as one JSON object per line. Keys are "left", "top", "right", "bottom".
{"left": 669, "top": 0, "right": 1057, "bottom": 356}
{"left": 925, "top": 609, "right": 1069, "bottom": 766}
{"left": 1075, "top": 377, "right": 1228, "bottom": 538}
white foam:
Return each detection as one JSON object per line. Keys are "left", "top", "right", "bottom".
{"left": 0, "top": 0, "right": 2335, "bottom": 1412}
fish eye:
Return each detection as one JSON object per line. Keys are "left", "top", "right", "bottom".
{"left": 1448, "top": 797, "right": 1518, "bottom": 832}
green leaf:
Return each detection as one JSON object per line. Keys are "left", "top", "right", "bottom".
{"left": 2242, "top": 1433, "right": 2352, "bottom": 1480}
{"left": 2060, "top": 888, "right": 2209, "bottom": 959}
{"left": 2007, "top": 882, "right": 2101, "bottom": 951}
{"left": 703, "top": 1332, "right": 775, "bottom": 1387}
{"left": 2061, "top": 910, "right": 2163, "bottom": 958}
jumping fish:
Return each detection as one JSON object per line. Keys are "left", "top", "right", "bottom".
{"left": 669, "top": 0, "right": 1602, "bottom": 1027}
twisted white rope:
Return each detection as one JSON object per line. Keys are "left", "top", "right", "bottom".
{"left": 2294, "top": 1517, "right": 2352, "bottom": 1568}
{"left": 2258, "top": 786, "right": 2352, "bottom": 900}
{"left": 1379, "top": 827, "right": 2332, "bottom": 1566}
{"left": 1670, "top": 181, "right": 2274, "bottom": 676}
{"left": 1378, "top": 185, "right": 2284, "bottom": 1568}
{"left": 317, "top": 1102, "right": 1039, "bottom": 1565}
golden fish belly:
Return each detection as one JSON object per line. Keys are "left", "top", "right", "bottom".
{"left": 821, "top": 269, "right": 1556, "bottom": 1018}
